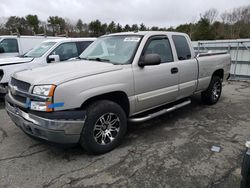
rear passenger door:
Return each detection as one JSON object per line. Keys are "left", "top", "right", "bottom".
{"left": 76, "top": 41, "right": 93, "bottom": 55}
{"left": 133, "top": 36, "right": 179, "bottom": 112}
{"left": 172, "top": 35, "right": 198, "bottom": 99}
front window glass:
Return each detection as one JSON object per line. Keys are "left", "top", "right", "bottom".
{"left": 0, "top": 39, "right": 18, "bottom": 53}
{"left": 50, "top": 42, "right": 78, "bottom": 61}
{"left": 79, "top": 35, "right": 142, "bottom": 64}
{"left": 144, "top": 38, "right": 173, "bottom": 63}
{"left": 24, "top": 42, "right": 56, "bottom": 58}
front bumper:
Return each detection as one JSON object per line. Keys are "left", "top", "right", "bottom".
{"left": 5, "top": 101, "right": 86, "bottom": 144}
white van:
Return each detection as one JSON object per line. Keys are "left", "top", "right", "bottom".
{"left": 0, "top": 37, "right": 96, "bottom": 94}
{"left": 0, "top": 35, "right": 62, "bottom": 59}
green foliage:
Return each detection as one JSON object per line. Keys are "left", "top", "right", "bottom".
{"left": 47, "top": 16, "right": 66, "bottom": 36}
{"left": 26, "top": 15, "right": 39, "bottom": 34}
{"left": 192, "top": 18, "right": 215, "bottom": 40}
{"left": 76, "top": 19, "right": 83, "bottom": 32}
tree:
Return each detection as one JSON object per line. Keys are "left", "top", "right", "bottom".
{"left": 131, "top": 24, "right": 139, "bottom": 31}
{"left": 151, "top": 26, "right": 159, "bottom": 31}
{"left": 5, "top": 16, "right": 28, "bottom": 34}
{"left": 101, "top": 23, "right": 107, "bottom": 34}
{"left": 107, "top": 21, "right": 116, "bottom": 33}
{"left": 116, "top": 23, "right": 123, "bottom": 32}
{"left": 192, "top": 18, "right": 215, "bottom": 40}
{"left": 26, "top": 14, "right": 39, "bottom": 34}
{"left": 47, "top": 16, "right": 66, "bottom": 36}
{"left": 123, "top": 24, "right": 131, "bottom": 32}
{"left": 76, "top": 19, "right": 83, "bottom": 32}
{"left": 203, "top": 8, "right": 219, "bottom": 24}
{"left": 89, "top": 19, "right": 102, "bottom": 36}
{"left": 139, "top": 23, "right": 146, "bottom": 31}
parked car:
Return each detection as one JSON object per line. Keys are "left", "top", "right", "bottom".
{"left": 241, "top": 140, "right": 250, "bottom": 188}
{"left": 0, "top": 35, "right": 62, "bottom": 59}
{"left": 5, "top": 31, "right": 231, "bottom": 154}
{"left": 0, "top": 37, "right": 96, "bottom": 94}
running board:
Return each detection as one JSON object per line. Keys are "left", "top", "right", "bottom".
{"left": 129, "top": 99, "right": 191, "bottom": 123}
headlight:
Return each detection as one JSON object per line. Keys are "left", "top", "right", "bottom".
{"left": 31, "top": 85, "right": 56, "bottom": 112}
{"left": 33, "top": 85, "right": 56, "bottom": 96}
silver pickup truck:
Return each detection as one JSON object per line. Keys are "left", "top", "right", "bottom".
{"left": 5, "top": 31, "right": 231, "bottom": 154}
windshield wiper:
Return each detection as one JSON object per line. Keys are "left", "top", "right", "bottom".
{"left": 88, "top": 57, "right": 110, "bottom": 62}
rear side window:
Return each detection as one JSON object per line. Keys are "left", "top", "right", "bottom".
{"left": 172, "top": 35, "right": 191, "bottom": 60}
{"left": 0, "top": 39, "right": 18, "bottom": 53}
{"left": 144, "top": 38, "right": 173, "bottom": 63}
{"left": 77, "top": 41, "right": 93, "bottom": 55}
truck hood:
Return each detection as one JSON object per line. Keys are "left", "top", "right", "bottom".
{"left": 0, "top": 57, "right": 33, "bottom": 66}
{"left": 13, "top": 60, "right": 123, "bottom": 85}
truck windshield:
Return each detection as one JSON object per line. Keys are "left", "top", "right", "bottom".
{"left": 24, "top": 42, "right": 56, "bottom": 58}
{"left": 79, "top": 35, "right": 142, "bottom": 64}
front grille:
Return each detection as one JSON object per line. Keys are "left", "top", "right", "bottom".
{"left": 11, "top": 77, "right": 30, "bottom": 92}
{"left": 10, "top": 77, "right": 30, "bottom": 105}
{"left": 12, "top": 94, "right": 27, "bottom": 104}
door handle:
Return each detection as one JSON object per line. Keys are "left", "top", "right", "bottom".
{"left": 171, "top": 67, "right": 178, "bottom": 74}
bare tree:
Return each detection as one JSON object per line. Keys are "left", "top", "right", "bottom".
{"left": 203, "top": 8, "right": 219, "bottom": 24}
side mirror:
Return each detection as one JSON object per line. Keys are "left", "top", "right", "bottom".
{"left": 138, "top": 54, "right": 161, "bottom": 67}
{"left": 0, "top": 47, "right": 5, "bottom": 53}
{"left": 48, "top": 55, "right": 60, "bottom": 63}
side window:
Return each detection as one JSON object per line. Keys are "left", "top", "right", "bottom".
{"left": 0, "top": 39, "right": 18, "bottom": 53}
{"left": 144, "top": 38, "right": 173, "bottom": 63}
{"left": 172, "top": 35, "right": 191, "bottom": 60}
{"left": 50, "top": 42, "right": 78, "bottom": 61}
{"left": 77, "top": 41, "right": 93, "bottom": 54}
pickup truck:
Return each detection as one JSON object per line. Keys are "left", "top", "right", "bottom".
{"left": 0, "top": 37, "right": 95, "bottom": 95}
{"left": 5, "top": 31, "right": 231, "bottom": 154}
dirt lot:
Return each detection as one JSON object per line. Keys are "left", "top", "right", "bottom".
{"left": 0, "top": 81, "right": 249, "bottom": 188}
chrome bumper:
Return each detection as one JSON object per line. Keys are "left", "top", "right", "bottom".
{"left": 5, "top": 101, "right": 85, "bottom": 144}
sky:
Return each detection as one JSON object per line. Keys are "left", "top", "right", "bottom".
{"left": 0, "top": 0, "right": 249, "bottom": 27}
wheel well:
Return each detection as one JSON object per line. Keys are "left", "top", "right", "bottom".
{"left": 81, "top": 91, "right": 130, "bottom": 117}
{"left": 212, "top": 69, "right": 224, "bottom": 80}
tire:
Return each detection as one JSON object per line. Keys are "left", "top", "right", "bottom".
{"left": 80, "top": 100, "right": 127, "bottom": 154}
{"left": 201, "top": 76, "right": 222, "bottom": 105}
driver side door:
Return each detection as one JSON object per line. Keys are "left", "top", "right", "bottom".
{"left": 47, "top": 42, "right": 78, "bottom": 63}
{"left": 133, "top": 36, "right": 179, "bottom": 113}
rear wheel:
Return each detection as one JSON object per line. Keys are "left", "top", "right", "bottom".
{"left": 201, "top": 76, "right": 222, "bottom": 105}
{"left": 80, "top": 100, "right": 127, "bottom": 154}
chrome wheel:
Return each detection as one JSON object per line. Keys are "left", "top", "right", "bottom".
{"left": 212, "top": 81, "right": 221, "bottom": 101}
{"left": 93, "top": 113, "right": 120, "bottom": 145}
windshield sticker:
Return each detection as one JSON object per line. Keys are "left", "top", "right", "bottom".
{"left": 124, "top": 37, "right": 140, "bottom": 42}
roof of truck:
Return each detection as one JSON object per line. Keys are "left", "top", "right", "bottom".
{"left": 41, "top": 37, "right": 96, "bottom": 43}
{"left": 0, "top": 36, "right": 96, "bottom": 42}
{"left": 0, "top": 35, "right": 63, "bottom": 39}
{"left": 106, "top": 31, "right": 188, "bottom": 37}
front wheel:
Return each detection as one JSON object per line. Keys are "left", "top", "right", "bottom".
{"left": 80, "top": 100, "right": 127, "bottom": 154}
{"left": 201, "top": 76, "right": 222, "bottom": 105}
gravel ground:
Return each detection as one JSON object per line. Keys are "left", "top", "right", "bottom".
{"left": 0, "top": 81, "right": 249, "bottom": 188}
